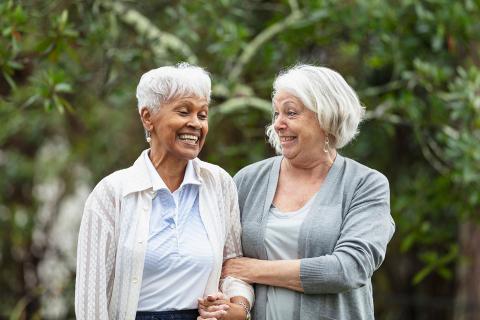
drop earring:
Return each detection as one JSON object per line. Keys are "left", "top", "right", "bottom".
{"left": 324, "top": 135, "right": 329, "bottom": 153}
{"left": 145, "top": 130, "right": 151, "bottom": 143}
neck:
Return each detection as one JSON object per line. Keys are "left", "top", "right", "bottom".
{"left": 149, "top": 147, "right": 188, "bottom": 192}
{"left": 283, "top": 149, "right": 337, "bottom": 178}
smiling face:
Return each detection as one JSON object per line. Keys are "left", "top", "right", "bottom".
{"left": 273, "top": 91, "right": 326, "bottom": 162}
{"left": 141, "top": 96, "right": 209, "bottom": 161}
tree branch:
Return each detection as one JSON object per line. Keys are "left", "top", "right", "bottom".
{"left": 288, "top": 0, "right": 300, "bottom": 13}
{"left": 228, "top": 10, "right": 303, "bottom": 83}
{"left": 106, "top": 2, "right": 198, "bottom": 64}
{"left": 364, "top": 102, "right": 405, "bottom": 125}
{"left": 210, "top": 96, "right": 271, "bottom": 118}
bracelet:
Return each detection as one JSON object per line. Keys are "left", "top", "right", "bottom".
{"left": 233, "top": 301, "right": 251, "bottom": 320}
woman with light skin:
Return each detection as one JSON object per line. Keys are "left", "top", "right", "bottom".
{"left": 75, "top": 63, "right": 253, "bottom": 320}
{"left": 199, "top": 65, "right": 395, "bottom": 320}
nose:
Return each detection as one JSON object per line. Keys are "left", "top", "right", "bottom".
{"left": 187, "top": 115, "right": 202, "bottom": 129}
{"left": 273, "top": 113, "right": 286, "bottom": 132}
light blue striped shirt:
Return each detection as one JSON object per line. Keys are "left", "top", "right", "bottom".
{"left": 137, "top": 152, "right": 214, "bottom": 311}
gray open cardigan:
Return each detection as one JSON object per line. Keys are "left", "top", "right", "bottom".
{"left": 233, "top": 155, "right": 395, "bottom": 320}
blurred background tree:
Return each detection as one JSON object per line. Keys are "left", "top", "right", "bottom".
{"left": 1, "top": 0, "right": 479, "bottom": 319}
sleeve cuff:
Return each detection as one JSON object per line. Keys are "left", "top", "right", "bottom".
{"left": 221, "top": 276, "right": 255, "bottom": 308}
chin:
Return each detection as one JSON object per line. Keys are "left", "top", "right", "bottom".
{"left": 281, "top": 148, "right": 297, "bottom": 159}
{"left": 177, "top": 149, "right": 201, "bottom": 160}
{"left": 178, "top": 153, "right": 199, "bottom": 161}
{"left": 172, "top": 143, "right": 202, "bottom": 159}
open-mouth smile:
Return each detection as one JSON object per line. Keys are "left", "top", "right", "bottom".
{"left": 178, "top": 134, "right": 200, "bottom": 145}
{"left": 280, "top": 136, "right": 296, "bottom": 143}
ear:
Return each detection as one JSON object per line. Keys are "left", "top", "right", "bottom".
{"left": 139, "top": 107, "right": 153, "bottom": 131}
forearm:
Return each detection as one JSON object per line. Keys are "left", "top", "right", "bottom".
{"left": 245, "top": 259, "right": 303, "bottom": 292}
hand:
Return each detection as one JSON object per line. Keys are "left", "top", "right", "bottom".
{"left": 222, "top": 257, "right": 259, "bottom": 283}
{"left": 197, "top": 293, "right": 248, "bottom": 320}
{"left": 197, "top": 292, "right": 229, "bottom": 319}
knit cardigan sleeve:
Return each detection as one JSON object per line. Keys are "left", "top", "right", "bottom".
{"left": 300, "top": 171, "right": 395, "bottom": 294}
{"left": 75, "top": 178, "right": 117, "bottom": 319}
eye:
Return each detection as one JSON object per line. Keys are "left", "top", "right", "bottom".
{"left": 177, "top": 109, "right": 189, "bottom": 116}
{"left": 273, "top": 112, "right": 279, "bottom": 120}
{"left": 198, "top": 113, "right": 208, "bottom": 120}
{"left": 287, "top": 110, "right": 297, "bottom": 117}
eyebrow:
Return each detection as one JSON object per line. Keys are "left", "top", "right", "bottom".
{"left": 276, "top": 100, "right": 299, "bottom": 109}
{"left": 173, "top": 101, "right": 208, "bottom": 108}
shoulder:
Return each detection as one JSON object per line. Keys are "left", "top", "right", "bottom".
{"left": 342, "top": 156, "right": 388, "bottom": 185}
{"left": 339, "top": 155, "right": 390, "bottom": 200}
{"left": 195, "top": 158, "right": 232, "bottom": 181}
{"left": 194, "top": 158, "right": 237, "bottom": 195}
{"left": 234, "top": 156, "right": 279, "bottom": 186}
{"left": 87, "top": 167, "right": 131, "bottom": 203}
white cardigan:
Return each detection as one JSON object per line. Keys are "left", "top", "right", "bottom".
{"left": 75, "top": 150, "right": 254, "bottom": 320}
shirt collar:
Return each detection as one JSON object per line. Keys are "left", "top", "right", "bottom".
{"left": 143, "top": 149, "right": 201, "bottom": 192}
{"left": 122, "top": 149, "right": 207, "bottom": 197}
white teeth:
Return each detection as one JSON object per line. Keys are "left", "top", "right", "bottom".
{"left": 280, "top": 136, "right": 295, "bottom": 142}
{"left": 178, "top": 134, "right": 199, "bottom": 144}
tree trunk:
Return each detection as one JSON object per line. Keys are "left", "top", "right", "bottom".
{"left": 455, "top": 221, "right": 480, "bottom": 319}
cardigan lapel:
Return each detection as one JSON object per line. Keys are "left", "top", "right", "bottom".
{"left": 257, "top": 156, "right": 282, "bottom": 259}
{"left": 261, "top": 156, "right": 282, "bottom": 221}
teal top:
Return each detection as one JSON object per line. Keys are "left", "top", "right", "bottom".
{"left": 234, "top": 155, "right": 395, "bottom": 320}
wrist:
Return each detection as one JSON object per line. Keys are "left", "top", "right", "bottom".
{"left": 231, "top": 301, "right": 250, "bottom": 320}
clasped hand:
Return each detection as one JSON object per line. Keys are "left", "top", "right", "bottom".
{"left": 197, "top": 257, "right": 254, "bottom": 319}
{"left": 197, "top": 292, "right": 248, "bottom": 320}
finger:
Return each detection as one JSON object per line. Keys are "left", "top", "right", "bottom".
{"left": 198, "top": 297, "right": 223, "bottom": 307}
{"left": 207, "top": 292, "right": 225, "bottom": 301}
{"left": 199, "top": 308, "right": 227, "bottom": 319}
{"left": 206, "top": 304, "right": 230, "bottom": 312}
{"left": 199, "top": 291, "right": 224, "bottom": 305}
{"left": 199, "top": 299, "right": 229, "bottom": 308}
{"left": 206, "top": 294, "right": 218, "bottom": 302}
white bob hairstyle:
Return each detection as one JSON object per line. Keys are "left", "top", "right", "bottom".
{"left": 136, "top": 62, "right": 211, "bottom": 113}
{"left": 266, "top": 64, "right": 365, "bottom": 153}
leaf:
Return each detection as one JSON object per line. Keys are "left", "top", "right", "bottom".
{"left": 2, "top": 71, "right": 16, "bottom": 89}
{"left": 54, "top": 83, "right": 72, "bottom": 93}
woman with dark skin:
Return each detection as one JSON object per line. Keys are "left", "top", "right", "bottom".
{"left": 75, "top": 63, "right": 253, "bottom": 320}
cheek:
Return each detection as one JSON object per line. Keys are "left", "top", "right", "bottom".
{"left": 202, "top": 124, "right": 209, "bottom": 137}
{"left": 304, "top": 119, "right": 323, "bottom": 139}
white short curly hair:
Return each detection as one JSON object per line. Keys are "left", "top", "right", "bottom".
{"left": 136, "top": 62, "right": 211, "bottom": 113}
{"left": 266, "top": 64, "right": 365, "bottom": 153}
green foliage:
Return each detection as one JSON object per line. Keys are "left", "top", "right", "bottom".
{"left": 1, "top": 0, "right": 480, "bottom": 318}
